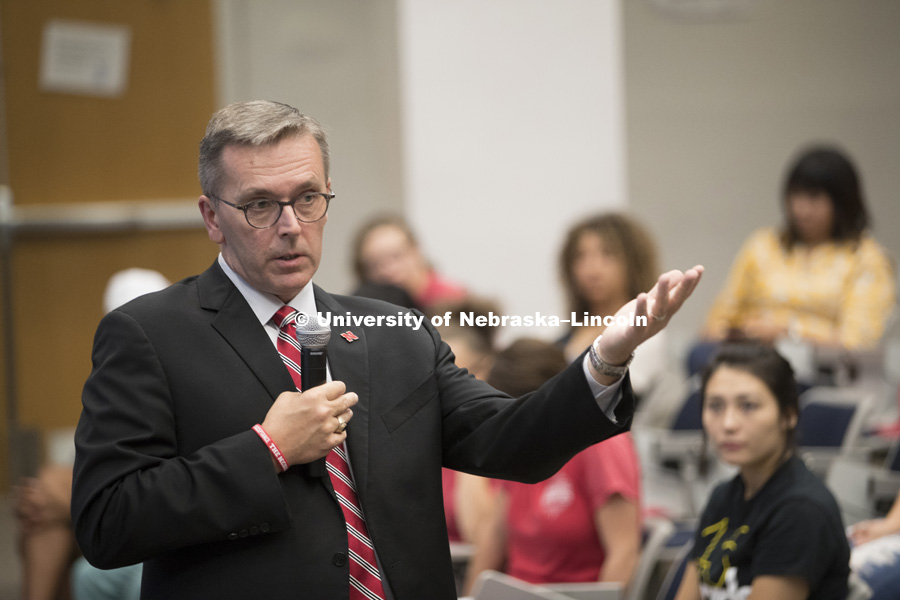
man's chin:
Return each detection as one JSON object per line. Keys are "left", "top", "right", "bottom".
{"left": 271, "top": 274, "right": 315, "bottom": 302}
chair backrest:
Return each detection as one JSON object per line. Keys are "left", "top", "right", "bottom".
{"left": 655, "top": 542, "right": 693, "bottom": 600}
{"left": 627, "top": 518, "right": 675, "bottom": 600}
{"left": 824, "top": 456, "right": 878, "bottom": 526}
{"left": 640, "top": 465, "right": 699, "bottom": 520}
{"left": 472, "top": 571, "right": 586, "bottom": 600}
{"left": 797, "top": 386, "right": 873, "bottom": 450}
{"left": 543, "top": 582, "right": 623, "bottom": 600}
{"left": 886, "top": 439, "right": 900, "bottom": 473}
{"left": 633, "top": 369, "right": 691, "bottom": 429}
{"left": 670, "top": 380, "right": 703, "bottom": 431}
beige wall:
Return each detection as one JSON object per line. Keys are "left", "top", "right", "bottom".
{"left": 624, "top": 0, "right": 900, "bottom": 353}
{"left": 397, "top": 0, "right": 626, "bottom": 338}
{"left": 214, "top": 0, "right": 405, "bottom": 296}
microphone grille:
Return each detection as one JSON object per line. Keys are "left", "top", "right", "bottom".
{"left": 293, "top": 312, "right": 332, "bottom": 348}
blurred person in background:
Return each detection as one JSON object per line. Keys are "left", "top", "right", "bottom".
{"left": 432, "top": 297, "right": 503, "bottom": 548}
{"left": 848, "top": 487, "right": 900, "bottom": 600}
{"left": 464, "top": 338, "right": 642, "bottom": 593}
{"left": 352, "top": 214, "right": 466, "bottom": 311}
{"left": 558, "top": 212, "right": 668, "bottom": 403}
{"left": 851, "top": 487, "right": 900, "bottom": 547}
{"left": 694, "top": 146, "right": 895, "bottom": 376}
{"left": 350, "top": 281, "right": 419, "bottom": 312}
{"left": 675, "top": 343, "right": 849, "bottom": 600}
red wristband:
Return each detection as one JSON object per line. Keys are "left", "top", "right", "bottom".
{"left": 252, "top": 424, "right": 289, "bottom": 473}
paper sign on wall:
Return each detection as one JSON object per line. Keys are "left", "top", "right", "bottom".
{"left": 39, "top": 19, "right": 131, "bottom": 97}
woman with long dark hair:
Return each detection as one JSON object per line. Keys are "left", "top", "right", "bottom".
{"left": 702, "top": 146, "right": 894, "bottom": 351}
{"left": 676, "top": 343, "right": 850, "bottom": 600}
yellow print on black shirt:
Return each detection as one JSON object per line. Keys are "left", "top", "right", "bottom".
{"left": 697, "top": 518, "right": 751, "bottom": 599}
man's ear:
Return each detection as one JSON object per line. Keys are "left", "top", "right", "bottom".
{"left": 199, "top": 196, "right": 225, "bottom": 244}
{"left": 323, "top": 179, "right": 332, "bottom": 227}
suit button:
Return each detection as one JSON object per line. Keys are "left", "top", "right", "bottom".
{"left": 332, "top": 552, "right": 347, "bottom": 567}
{"left": 227, "top": 533, "right": 238, "bottom": 541}
{"left": 260, "top": 522, "right": 270, "bottom": 533}
{"left": 249, "top": 526, "right": 259, "bottom": 536}
{"left": 239, "top": 529, "right": 249, "bottom": 538}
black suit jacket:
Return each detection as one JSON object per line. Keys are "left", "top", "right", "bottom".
{"left": 72, "top": 261, "right": 634, "bottom": 599}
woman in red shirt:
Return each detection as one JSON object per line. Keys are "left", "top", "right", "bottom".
{"left": 463, "top": 339, "right": 642, "bottom": 591}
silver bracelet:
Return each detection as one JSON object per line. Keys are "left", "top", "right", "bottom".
{"left": 588, "top": 339, "right": 633, "bottom": 378}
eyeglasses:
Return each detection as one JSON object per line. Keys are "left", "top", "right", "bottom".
{"left": 209, "top": 192, "right": 334, "bottom": 229}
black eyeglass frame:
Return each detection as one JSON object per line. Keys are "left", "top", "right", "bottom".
{"left": 208, "top": 192, "right": 334, "bottom": 229}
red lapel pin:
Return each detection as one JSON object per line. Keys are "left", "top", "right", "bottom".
{"left": 340, "top": 331, "right": 358, "bottom": 342}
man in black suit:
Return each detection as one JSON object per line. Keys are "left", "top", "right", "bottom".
{"left": 72, "top": 100, "right": 702, "bottom": 599}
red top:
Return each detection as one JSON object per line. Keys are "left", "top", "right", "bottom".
{"left": 416, "top": 270, "right": 466, "bottom": 309}
{"left": 501, "top": 432, "right": 641, "bottom": 584}
{"left": 442, "top": 467, "right": 462, "bottom": 542}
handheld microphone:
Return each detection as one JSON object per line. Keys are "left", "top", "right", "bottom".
{"left": 293, "top": 313, "right": 332, "bottom": 478}
{"left": 294, "top": 312, "right": 331, "bottom": 391}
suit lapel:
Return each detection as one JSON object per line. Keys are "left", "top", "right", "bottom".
{"left": 315, "top": 287, "right": 372, "bottom": 498}
{"left": 196, "top": 267, "right": 369, "bottom": 485}
{"left": 198, "top": 263, "right": 295, "bottom": 401}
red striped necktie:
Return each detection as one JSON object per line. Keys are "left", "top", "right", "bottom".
{"left": 273, "top": 306, "right": 387, "bottom": 600}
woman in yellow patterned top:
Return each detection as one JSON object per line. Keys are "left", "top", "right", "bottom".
{"left": 702, "top": 146, "right": 895, "bottom": 352}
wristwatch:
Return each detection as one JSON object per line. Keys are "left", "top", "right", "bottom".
{"left": 588, "top": 338, "right": 634, "bottom": 378}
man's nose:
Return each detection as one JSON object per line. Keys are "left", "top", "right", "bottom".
{"left": 275, "top": 204, "right": 302, "bottom": 233}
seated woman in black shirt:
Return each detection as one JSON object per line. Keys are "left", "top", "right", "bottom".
{"left": 675, "top": 343, "right": 850, "bottom": 600}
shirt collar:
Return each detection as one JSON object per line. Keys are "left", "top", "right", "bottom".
{"left": 216, "top": 253, "right": 317, "bottom": 325}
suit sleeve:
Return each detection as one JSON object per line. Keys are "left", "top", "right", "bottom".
{"left": 72, "top": 310, "right": 292, "bottom": 568}
{"left": 427, "top": 320, "right": 635, "bottom": 484}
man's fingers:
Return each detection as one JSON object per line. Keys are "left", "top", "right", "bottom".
{"left": 335, "top": 408, "right": 353, "bottom": 431}
{"left": 328, "top": 409, "right": 353, "bottom": 446}
{"left": 666, "top": 265, "right": 704, "bottom": 312}
{"left": 687, "top": 265, "right": 705, "bottom": 293}
{"left": 311, "top": 380, "right": 346, "bottom": 399}
{"left": 332, "top": 392, "right": 358, "bottom": 416}
{"left": 327, "top": 430, "right": 349, "bottom": 448}
{"left": 651, "top": 273, "right": 672, "bottom": 317}
{"left": 303, "top": 382, "right": 358, "bottom": 415}
{"left": 634, "top": 293, "right": 648, "bottom": 320}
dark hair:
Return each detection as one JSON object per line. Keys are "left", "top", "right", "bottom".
{"left": 487, "top": 338, "right": 567, "bottom": 398}
{"left": 781, "top": 145, "right": 869, "bottom": 247}
{"left": 700, "top": 343, "right": 799, "bottom": 453}
{"left": 560, "top": 213, "right": 659, "bottom": 315}
{"left": 350, "top": 282, "right": 420, "bottom": 312}
{"left": 433, "top": 296, "right": 503, "bottom": 357}
{"left": 351, "top": 214, "right": 419, "bottom": 282}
